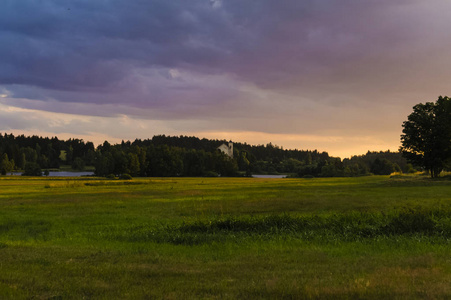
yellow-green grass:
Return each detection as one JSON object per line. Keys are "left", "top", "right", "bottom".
{"left": 0, "top": 175, "right": 450, "bottom": 299}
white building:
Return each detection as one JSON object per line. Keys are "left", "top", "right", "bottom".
{"left": 217, "top": 142, "right": 233, "bottom": 158}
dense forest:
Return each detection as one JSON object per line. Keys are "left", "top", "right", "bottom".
{"left": 0, "top": 133, "right": 415, "bottom": 177}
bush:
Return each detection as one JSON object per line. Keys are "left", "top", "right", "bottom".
{"left": 371, "top": 158, "right": 396, "bottom": 175}
{"left": 106, "top": 174, "right": 116, "bottom": 179}
{"left": 22, "top": 162, "right": 42, "bottom": 176}
{"left": 119, "top": 173, "right": 133, "bottom": 180}
{"left": 202, "top": 171, "right": 219, "bottom": 177}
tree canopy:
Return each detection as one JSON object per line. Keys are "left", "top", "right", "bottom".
{"left": 400, "top": 96, "right": 451, "bottom": 178}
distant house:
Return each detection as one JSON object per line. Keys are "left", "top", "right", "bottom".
{"left": 217, "top": 142, "right": 233, "bottom": 158}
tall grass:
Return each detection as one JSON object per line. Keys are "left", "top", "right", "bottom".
{"left": 107, "top": 207, "right": 451, "bottom": 245}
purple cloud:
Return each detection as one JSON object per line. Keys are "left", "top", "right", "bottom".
{"left": 2, "top": 1, "right": 450, "bottom": 94}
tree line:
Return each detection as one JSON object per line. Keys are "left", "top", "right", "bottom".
{"left": 0, "top": 133, "right": 414, "bottom": 177}
{"left": 0, "top": 134, "right": 95, "bottom": 176}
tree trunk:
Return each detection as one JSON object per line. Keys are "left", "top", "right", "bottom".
{"left": 431, "top": 168, "right": 441, "bottom": 178}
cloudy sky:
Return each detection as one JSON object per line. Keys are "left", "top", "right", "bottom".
{"left": 2, "top": 0, "right": 451, "bottom": 158}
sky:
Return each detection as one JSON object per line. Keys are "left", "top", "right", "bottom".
{"left": 2, "top": 0, "right": 451, "bottom": 158}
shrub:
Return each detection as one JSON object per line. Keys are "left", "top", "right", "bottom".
{"left": 22, "top": 162, "right": 42, "bottom": 176}
{"left": 119, "top": 173, "right": 133, "bottom": 180}
{"left": 202, "top": 171, "right": 219, "bottom": 177}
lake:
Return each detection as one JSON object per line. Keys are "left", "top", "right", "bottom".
{"left": 12, "top": 171, "right": 94, "bottom": 177}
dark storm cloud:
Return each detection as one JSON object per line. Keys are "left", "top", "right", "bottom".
{"left": 2, "top": 0, "right": 433, "bottom": 95}
{"left": 1, "top": 0, "right": 231, "bottom": 91}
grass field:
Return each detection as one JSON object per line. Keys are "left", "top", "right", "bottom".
{"left": 0, "top": 175, "right": 450, "bottom": 299}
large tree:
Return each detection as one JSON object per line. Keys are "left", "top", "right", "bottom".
{"left": 400, "top": 96, "right": 451, "bottom": 178}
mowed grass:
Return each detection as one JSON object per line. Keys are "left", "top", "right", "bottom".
{"left": 0, "top": 175, "right": 451, "bottom": 299}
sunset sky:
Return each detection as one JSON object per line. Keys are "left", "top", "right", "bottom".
{"left": 2, "top": 0, "right": 451, "bottom": 158}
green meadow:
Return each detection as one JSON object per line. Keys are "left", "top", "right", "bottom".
{"left": 0, "top": 175, "right": 451, "bottom": 299}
